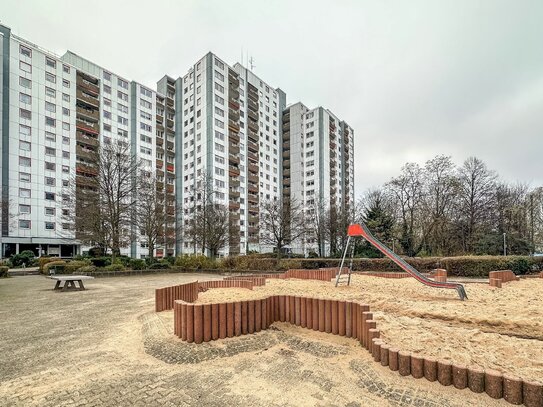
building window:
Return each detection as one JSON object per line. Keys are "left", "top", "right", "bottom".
{"left": 63, "top": 64, "right": 70, "bottom": 73}
{"left": 45, "top": 222, "right": 56, "bottom": 230}
{"left": 45, "top": 57, "right": 56, "bottom": 68}
{"left": 45, "top": 207, "right": 56, "bottom": 216}
{"left": 62, "top": 79, "right": 70, "bottom": 88}
{"left": 45, "top": 132, "right": 56, "bottom": 142}
{"left": 20, "top": 45, "right": 31, "bottom": 57}
{"left": 118, "top": 78, "right": 128, "bottom": 89}
{"left": 20, "top": 109, "right": 31, "bottom": 120}
{"left": 117, "top": 91, "right": 128, "bottom": 101}
{"left": 118, "top": 104, "right": 128, "bottom": 114}
{"left": 19, "top": 77, "right": 31, "bottom": 89}
{"left": 45, "top": 87, "right": 56, "bottom": 98}
{"left": 45, "top": 192, "right": 56, "bottom": 201}
{"left": 45, "top": 72, "right": 56, "bottom": 83}
{"left": 45, "top": 162, "right": 56, "bottom": 171}
{"left": 104, "top": 84, "right": 111, "bottom": 94}
{"left": 19, "top": 61, "right": 32, "bottom": 73}
{"left": 62, "top": 107, "right": 70, "bottom": 116}
{"left": 62, "top": 151, "right": 70, "bottom": 159}
{"left": 19, "top": 141, "right": 31, "bottom": 151}
{"left": 19, "top": 188, "right": 31, "bottom": 198}
{"left": 19, "top": 204, "right": 31, "bottom": 214}
{"left": 103, "top": 71, "right": 111, "bottom": 81}
{"left": 140, "top": 87, "right": 152, "bottom": 97}
{"left": 45, "top": 116, "right": 56, "bottom": 127}
{"left": 19, "top": 157, "right": 32, "bottom": 167}
{"left": 62, "top": 165, "right": 69, "bottom": 174}
{"left": 103, "top": 111, "right": 111, "bottom": 119}
{"left": 45, "top": 102, "right": 56, "bottom": 113}
{"left": 118, "top": 116, "right": 128, "bottom": 125}
{"left": 140, "top": 99, "right": 152, "bottom": 109}
{"left": 19, "top": 220, "right": 31, "bottom": 229}
{"left": 45, "top": 147, "right": 56, "bottom": 156}
{"left": 215, "top": 119, "right": 224, "bottom": 129}
{"left": 19, "top": 172, "right": 31, "bottom": 182}
{"left": 19, "top": 93, "right": 31, "bottom": 104}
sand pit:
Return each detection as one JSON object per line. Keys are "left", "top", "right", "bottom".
{"left": 195, "top": 275, "right": 543, "bottom": 382}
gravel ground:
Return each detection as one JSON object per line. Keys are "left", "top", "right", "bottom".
{"left": 0, "top": 274, "right": 510, "bottom": 406}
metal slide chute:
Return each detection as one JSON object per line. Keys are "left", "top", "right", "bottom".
{"left": 336, "top": 223, "right": 468, "bottom": 301}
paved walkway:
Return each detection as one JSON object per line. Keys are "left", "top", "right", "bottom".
{"left": 0, "top": 274, "right": 506, "bottom": 406}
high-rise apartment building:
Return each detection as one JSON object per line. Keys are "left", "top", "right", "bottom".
{"left": 282, "top": 102, "right": 355, "bottom": 255}
{"left": 172, "top": 53, "right": 286, "bottom": 256}
{"left": 0, "top": 25, "right": 353, "bottom": 259}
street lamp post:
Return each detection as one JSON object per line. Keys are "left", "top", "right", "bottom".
{"left": 503, "top": 233, "right": 507, "bottom": 256}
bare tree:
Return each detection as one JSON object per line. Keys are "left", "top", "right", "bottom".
{"left": 136, "top": 172, "right": 166, "bottom": 262}
{"left": 260, "top": 198, "right": 305, "bottom": 258}
{"left": 307, "top": 198, "right": 328, "bottom": 257}
{"left": 456, "top": 156, "right": 497, "bottom": 253}
{"left": 66, "top": 142, "right": 140, "bottom": 261}
{"left": 386, "top": 162, "right": 424, "bottom": 256}
{"left": 186, "top": 173, "right": 231, "bottom": 257}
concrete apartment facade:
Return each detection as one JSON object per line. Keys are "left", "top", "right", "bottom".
{"left": 282, "top": 102, "right": 355, "bottom": 256}
{"left": 0, "top": 24, "right": 353, "bottom": 259}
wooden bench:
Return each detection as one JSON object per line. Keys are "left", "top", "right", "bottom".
{"left": 49, "top": 275, "right": 95, "bottom": 291}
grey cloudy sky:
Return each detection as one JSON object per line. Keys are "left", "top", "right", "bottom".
{"left": 3, "top": 0, "right": 542, "bottom": 194}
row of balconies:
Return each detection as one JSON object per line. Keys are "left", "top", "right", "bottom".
{"left": 76, "top": 75, "right": 99, "bottom": 95}
{"left": 247, "top": 98, "right": 258, "bottom": 113}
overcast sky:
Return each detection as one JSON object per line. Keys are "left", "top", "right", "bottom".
{"left": 3, "top": 0, "right": 542, "bottom": 194}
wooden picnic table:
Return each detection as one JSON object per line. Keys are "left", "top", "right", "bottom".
{"left": 48, "top": 275, "right": 95, "bottom": 291}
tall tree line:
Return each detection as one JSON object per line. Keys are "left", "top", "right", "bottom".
{"left": 359, "top": 155, "right": 543, "bottom": 256}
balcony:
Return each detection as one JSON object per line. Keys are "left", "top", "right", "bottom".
{"left": 229, "top": 100, "right": 240, "bottom": 110}
{"left": 247, "top": 151, "right": 258, "bottom": 162}
{"left": 76, "top": 163, "right": 98, "bottom": 176}
{"left": 228, "top": 166, "right": 240, "bottom": 177}
{"left": 229, "top": 132, "right": 240, "bottom": 143}
{"left": 156, "top": 113, "right": 164, "bottom": 123}
{"left": 247, "top": 140, "right": 258, "bottom": 153}
{"left": 166, "top": 141, "right": 174, "bottom": 151}
{"left": 76, "top": 145, "right": 96, "bottom": 160}
{"left": 282, "top": 142, "right": 290, "bottom": 152}
{"left": 76, "top": 120, "right": 99, "bottom": 135}
{"left": 282, "top": 150, "right": 290, "bottom": 159}
{"left": 283, "top": 159, "right": 290, "bottom": 167}
{"left": 247, "top": 90, "right": 258, "bottom": 103}
{"left": 166, "top": 118, "right": 174, "bottom": 129}
{"left": 76, "top": 76, "right": 99, "bottom": 95}
{"left": 247, "top": 108, "right": 258, "bottom": 121}
{"left": 282, "top": 122, "right": 290, "bottom": 132}
{"left": 248, "top": 184, "right": 258, "bottom": 194}
{"left": 166, "top": 164, "right": 175, "bottom": 173}
{"left": 228, "top": 120, "right": 240, "bottom": 133}
{"left": 156, "top": 159, "right": 164, "bottom": 168}
{"left": 248, "top": 98, "right": 258, "bottom": 112}
{"left": 248, "top": 173, "right": 258, "bottom": 184}
{"left": 282, "top": 169, "right": 290, "bottom": 177}
{"left": 330, "top": 141, "right": 336, "bottom": 150}
{"left": 166, "top": 185, "right": 174, "bottom": 194}
{"left": 247, "top": 130, "right": 258, "bottom": 143}
{"left": 248, "top": 162, "right": 258, "bottom": 173}
{"left": 229, "top": 201, "right": 240, "bottom": 211}
{"left": 282, "top": 112, "right": 290, "bottom": 122}
{"left": 156, "top": 181, "right": 164, "bottom": 190}
{"left": 283, "top": 178, "right": 290, "bottom": 186}
{"left": 229, "top": 153, "right": 239, "bottom": 164}
{"left": 76, "top": 131, "right": 99, "bottom": 147}
{"left": 76, "top": 89, "right": 99, "bottom": 107}
{"left": 156, "top": 137, "right": 164, "bottom": 147}
{"left": 248, "top": 120, "right": 258, "bottom": 133}
{"left": 76, "top": 106, "right": 99, "bottom": 122}
{"left": 228, "top": 143, "right": 240, "bottom": 155}
{"left": 283, "top": 187, "right": 291, "bottom": 195}
{"left": 283, "top": 131, "right": 290, "bottom": 140}
{"left": 228, "top": 109, "right": 240, "bottom": 121}
{"left": 230, "top": 178, "right": 240, "bottom": 187}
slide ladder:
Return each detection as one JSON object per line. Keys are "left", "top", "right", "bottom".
{"left": 335, "top": 223, "right": 468, "bottom": 300}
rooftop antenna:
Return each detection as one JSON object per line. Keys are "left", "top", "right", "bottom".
{"left": 249, "top": 56, "right": 256, "bottom": 71}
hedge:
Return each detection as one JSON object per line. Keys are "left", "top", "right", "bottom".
{"left": 212, "top": 255, "right": 543, "bottom": 277}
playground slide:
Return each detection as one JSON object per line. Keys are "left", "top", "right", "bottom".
{"left": 348, "top": 223, "right": 468, "bottom": 300}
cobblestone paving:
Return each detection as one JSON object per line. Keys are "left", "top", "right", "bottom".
{"left": 0, "top": 275, "right": 507, "bottom": 406}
